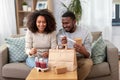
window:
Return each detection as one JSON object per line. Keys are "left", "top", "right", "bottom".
{"left": 112, "top": 4, "right": 120, "bottom": 26}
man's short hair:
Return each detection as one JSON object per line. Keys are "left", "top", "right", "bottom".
{"left": 62, "top": 11, "right": 76, "bottom": 20}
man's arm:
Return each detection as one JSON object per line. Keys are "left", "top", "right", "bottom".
{"left": 74, "top": 32, "right": 92, "bottom": 58}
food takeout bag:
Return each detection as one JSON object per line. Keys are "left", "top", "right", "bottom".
{"left": 48, "top": 44, "right": 77, "bottom": 71}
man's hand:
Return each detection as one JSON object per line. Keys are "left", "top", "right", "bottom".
{"left": 61, "top": 36, "right": 67, "bottom": 44}
{"left": 74, "top": 43, "right": 83, "bottom": 53}
{"left": 74, "top": 43, "right": 90, "bottom": 58}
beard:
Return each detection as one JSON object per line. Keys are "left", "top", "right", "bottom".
{"left": 64, "top": 25, "right": 75, "bottom": 33}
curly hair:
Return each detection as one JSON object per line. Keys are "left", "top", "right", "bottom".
{"left": 27, "top": 9, "right": 56, "bottom": 33}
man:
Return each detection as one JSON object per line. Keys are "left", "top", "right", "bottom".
{"left": 57, "top": 11, "right": 93, "bottom": 80}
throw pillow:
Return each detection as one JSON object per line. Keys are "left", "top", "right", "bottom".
{"left": 91, "top": 36, "right": 106, "bottom": 65}
{"left": 91, "top": 31, "right": 102, "bottom": 43}
{"left": 5, "top": 37, "right": 27, "bottom": 62}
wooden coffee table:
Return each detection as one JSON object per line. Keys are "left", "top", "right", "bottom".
{"left": 26, "top": 68, "right": 77, "bottom": 80}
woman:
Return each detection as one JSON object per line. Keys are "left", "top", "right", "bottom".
{"left": 25, "top": 9, "right": 57, "bottom": 68}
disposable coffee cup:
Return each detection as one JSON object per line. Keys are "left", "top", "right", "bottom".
{"left": 74, "top": 38, "right": 82, "bottom": 44}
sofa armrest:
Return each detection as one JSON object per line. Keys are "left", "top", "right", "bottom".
{"left": 0, "top": 44, "right": 9, "bottom": 69}
{"left": 105, "top": 40, "right": 119, "bottom": 79}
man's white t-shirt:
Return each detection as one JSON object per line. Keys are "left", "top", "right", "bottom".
{"left": 57, "top": 26, "right": 92, "bottom": 57}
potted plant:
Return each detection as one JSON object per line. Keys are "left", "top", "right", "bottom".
{"left": 22, "top": 1, "right": 28, "bottom": 11}
{"left": 61, "top": 0, "right": 82, "bottom": 24}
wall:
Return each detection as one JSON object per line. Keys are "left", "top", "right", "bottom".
{"left": 112, "top": 26, "right": 120, "bottom": 52}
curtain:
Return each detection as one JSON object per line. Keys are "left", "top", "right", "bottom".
{"left": 53, "top": 0, "right": 112, "bottom": 41}
{"left": 0, "top": 0, "right": 16, "bottom": 45}
{"left": 84, "top": 0, "right": 112, "bottom": 41}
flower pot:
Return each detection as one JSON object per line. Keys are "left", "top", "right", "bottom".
{"left": 22, "top": 5, "right": 28, "bottom": 11}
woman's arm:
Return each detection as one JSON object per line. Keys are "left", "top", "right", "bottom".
{"left": 50, "top": 31, "right": 57, "bottom": 49}
{"left": 25, "top": 29, "right": 35, "bottom": 56}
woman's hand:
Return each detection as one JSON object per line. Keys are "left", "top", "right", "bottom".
{"left": 41, "top": 52, "right": 49, "bottom": 58}
{"left": 29, "top": 48, "right": 37, "bottom": 55}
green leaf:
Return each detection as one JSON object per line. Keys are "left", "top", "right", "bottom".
{"left": 61, "top": 0, "right": 82, "bottom": 24}
{"left": 61, "top": 2, "right": 69, "bottom": 10}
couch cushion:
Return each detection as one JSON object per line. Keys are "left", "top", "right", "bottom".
{"left": 87, "top": 62, "right": 110, "bottom": 78}
{"left": 91, "top": 32, "right": 102, "bottom": 42}
{"left": 5, "top": 37, "right": 27, "bottom": 62}
{"left": 2, "top": 63, "right": 31, "bottom": 79}
{"left": 91, "top": 36, "right": 106, "bottom": 64}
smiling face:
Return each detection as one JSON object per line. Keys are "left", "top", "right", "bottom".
{"left": 36, "top": 16, "right": 47, "bottom": 33}
{"left": 62, "top": 17, "right": 76, "bottom": 33}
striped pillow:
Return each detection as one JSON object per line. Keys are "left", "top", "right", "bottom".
{"left": 91, "top": 36, "right": 106, "bottom": 64}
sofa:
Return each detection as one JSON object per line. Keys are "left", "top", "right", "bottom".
{"left": 0, "top": 32, "right": 119, "bottom": 80}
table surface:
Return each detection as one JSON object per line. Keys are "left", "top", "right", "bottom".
{"left": 26, "top": 68, "right": 77, "bottom": 80}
